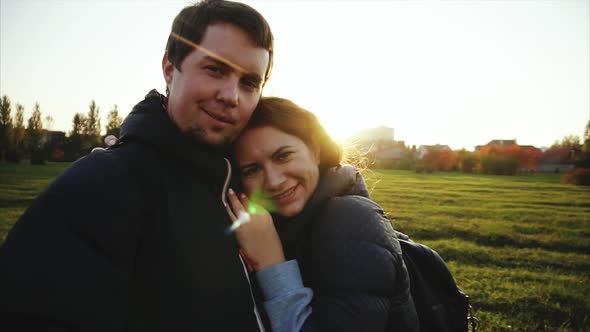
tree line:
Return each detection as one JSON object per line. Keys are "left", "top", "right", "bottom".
{"left": 0, "top": 95, "right": 122, "bottom": 164}
{"left": 366, "top": 120, "right": 590, "bottom": 179}
{"left": 1, "top": 92, "right": 589, "bottom": 180}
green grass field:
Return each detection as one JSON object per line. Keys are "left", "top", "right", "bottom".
{"left": 0, "top": 162, "right": 71, "bottom": 243}
{"left": 366, "top": 170, "right": 590, "bottom": 332}
{"left": 1, "top": 163, "right": 589, "bottom": 331}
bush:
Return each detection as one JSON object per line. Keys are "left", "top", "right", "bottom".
{"left": 49, "top": 148, "right": 65, "bottom": 162}
{"left": 415, "top": 163, "right": 434, "bottom": 173}
{"left": 30, "top": 148, "right": 46, "bottom": 165}
{"left": 460, "top": 155, "right": 478, "bottom": 173}
{"left": 562, "top": 168, "right": 590, "bottom": 186}
{"left": 4, "top": 149, "right": 23, "bottom": 163}
{"left": 480, "top": 156, "right": 519, "bottom": 175}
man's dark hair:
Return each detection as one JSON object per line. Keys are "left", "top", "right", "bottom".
{"left": 165, "top": 0, "right": 274, "bottom": 84}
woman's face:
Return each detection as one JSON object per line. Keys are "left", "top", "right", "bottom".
{"left": 235, "top": 126, "right": 320, "bottom": 217}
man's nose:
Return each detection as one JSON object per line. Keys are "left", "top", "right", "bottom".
{"left": 216, "top": 77, "right": 239, "bottom": 107}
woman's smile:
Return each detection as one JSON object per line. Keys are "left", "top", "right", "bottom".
{"left": 271, "top": 184, "right": 299, "bottom": 205}
{"left": 236, "top": 126, "right": 320, "bottom": 217}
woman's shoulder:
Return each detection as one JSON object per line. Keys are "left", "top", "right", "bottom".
{"left": 319, "top": 195, "right": 385, "bottom": 224}
{"left": 321, "top": 195, "right": 382, "bottom": 218}
{"left": 312, "top": 195, "right": 396, "bottom": 246}
{"left": 308, "top": 195, "right": 403, "bottom": 295}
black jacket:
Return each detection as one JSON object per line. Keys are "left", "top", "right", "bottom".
{"left": 0, "top": 90, "right": 263, "bottom": 331}
{"left": 274, "top": 166, "right": 420, "bottom": 332}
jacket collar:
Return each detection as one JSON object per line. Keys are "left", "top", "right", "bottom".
{"left": 273, "top": 165, "right": 369, "bottom": 258}
{"left": 120, "top": 89, "right": 229, "bottom": 180}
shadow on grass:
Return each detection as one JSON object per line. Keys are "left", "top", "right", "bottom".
{"left": 409, "top": 227, "right": 590, "bottom": 254}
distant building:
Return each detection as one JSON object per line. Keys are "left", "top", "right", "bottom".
{"left": 537, "top": 147, "right": 580, "bottom": 173}
{"left": 370, "top": 145, "right": 408, "bottom": 168}
{"left": 41, "top": 130, "right": 66, "bottom": 161}
{"left": 41, "top": 130, "right": 66, "bottom": 146}
{"left": 473, "top": 139, "right": 572, "bottom": 172}
{"left": 475, "top": 139, "right": 517, "bottom": 151}
{"left": 417, "top": 144, "right": 452, "bottom": 159}
{"left": 351, "top": 126, "right": 394, "bottom": 142}
{"left": 347, "top": 126, "right": 408, "bottom": 168}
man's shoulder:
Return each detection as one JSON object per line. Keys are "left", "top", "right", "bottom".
{"left": 84, "top": 141, "right": 161, "bottom": 171}
{"left": 100, "top": 140, "right": 160, "bottom": 162}
{"left": 49, "top": 151, "right": 128, "bottom": 196}
{"left": 54, "top": 141, "right": 160, "bottom": 191}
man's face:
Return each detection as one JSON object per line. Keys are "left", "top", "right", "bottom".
{"left": 163, "top": 23, "right": 270, "bottom": 147}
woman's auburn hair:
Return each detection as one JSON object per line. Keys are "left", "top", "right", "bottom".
{"left": 242, "top": 97, "right": 343, "bottom": 171}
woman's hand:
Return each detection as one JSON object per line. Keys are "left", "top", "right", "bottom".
{"left": 226, "top": 188, "right": 285, "bottom": 272}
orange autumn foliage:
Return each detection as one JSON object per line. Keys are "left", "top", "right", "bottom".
{"left": 478, "top": 144, "right": 542, "bottom": 173}
{"left": 422, "top": 149, "right": 457, "bottom": 172}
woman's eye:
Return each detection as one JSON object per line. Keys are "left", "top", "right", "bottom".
{"left": 242, "top": 167, "right": 259, "bottom": 178}
{"left": 277, "top": 152, "right": 293, "bottom": 161}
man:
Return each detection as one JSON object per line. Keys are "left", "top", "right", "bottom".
{"left": 0, "top": 1, "right": 273, "bottom": 330}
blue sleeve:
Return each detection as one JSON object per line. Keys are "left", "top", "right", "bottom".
{"left": 256, "top": 260, "right": 313, "bottom": 332}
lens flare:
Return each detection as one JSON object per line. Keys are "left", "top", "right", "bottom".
{"left": 248, "top": 188, "right": 277, "bottom": 214}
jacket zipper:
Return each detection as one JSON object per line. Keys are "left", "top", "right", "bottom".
{"left": 222, "top": 158, "right": 266, "bottom": 332}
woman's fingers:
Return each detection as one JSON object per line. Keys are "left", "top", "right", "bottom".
{"left": 225, "top": 203, "right": 237, "bottom": 221}
{"left": 239, "top": 193, "right": 250, "bottom": 212}
{"left": 226, "top": 189, "right": 285, "bottom": 271}
{"left": 227, "top": 188, "right": 244, "bottom": 221}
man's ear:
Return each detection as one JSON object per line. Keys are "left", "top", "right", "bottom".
{"left": 162, "top": 52, "right": 174, "bottom": 86}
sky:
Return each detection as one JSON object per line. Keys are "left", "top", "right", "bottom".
{"left": 1, "top": 0, "right": 588, "bottom": 150}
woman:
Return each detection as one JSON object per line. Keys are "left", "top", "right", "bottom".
{"left": 226, "top": 97, "right": 419, "bottom": 332}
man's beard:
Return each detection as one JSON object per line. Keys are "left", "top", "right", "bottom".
{"left": 186, "top": 126, "right": 233, "bottom": 149}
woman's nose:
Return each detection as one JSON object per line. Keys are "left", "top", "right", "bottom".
{"left": 264, "top": 167, "right": 286, "bottom": 190}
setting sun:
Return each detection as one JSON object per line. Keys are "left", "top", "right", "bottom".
{"left": 1, "top": 0, "right": 587, "bottom": 151}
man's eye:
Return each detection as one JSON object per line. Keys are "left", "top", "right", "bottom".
{"left": 241, "top": 79, "right": 260, "bottom": 90}
{"left": 205, "top": 66, "right": 223, "bottom": 74}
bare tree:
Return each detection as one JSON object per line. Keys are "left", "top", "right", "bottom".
{"left": 12, "top": 104, "right": 26, "bottom": 159}
{"left": 26, "top": 102, "right": 44, "bottom": 164}
{"left": 71, "top": 113, "right": 86, "bottom": 137}
{"left": 44, "top": 115, "right": 54, "bottom": 131}
{"left": 105, "top": 104, "right": 123, "bottom": 137}
{"left": 26, "top": 102, "right": 43, "bottom": 146}
{"left": 583, "top": 120, "right": 590, "bottom": 158}
{"left": 553, "top": 134, "right": 581, "bottom": 150}
{"left": 0, "top": 95, "right": 13, "bottom": 160}
{"left": 84, "top": 100, "right": 101, "bottom": 136}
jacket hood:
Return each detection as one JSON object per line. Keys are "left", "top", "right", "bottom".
{"left": 274, "top": 164, "right": 370, "bottom": 258}
{"left": 120, "top": 89, "right": 229, "bottom": 179}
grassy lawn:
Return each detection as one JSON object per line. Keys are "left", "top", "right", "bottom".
{"left": 366, "top": 170, "right": 590, "bottom": 332}
{"left": 1, "top": 163, "right": 589, "bottom": 331}
{"left": 0, "top": 162, "right": 71, "bottom": 242}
